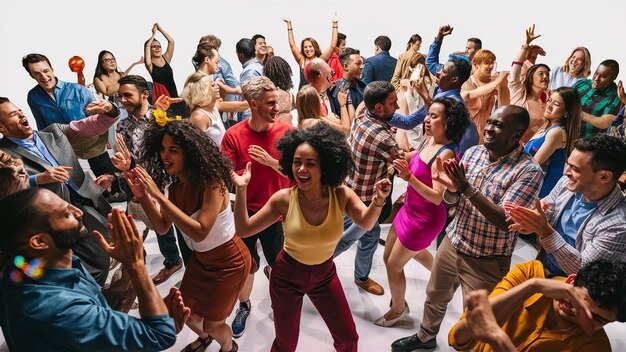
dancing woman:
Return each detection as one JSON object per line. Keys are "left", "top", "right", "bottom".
{"left": 127, "top": 120, "right": 250, "bottom": 352}
{"left": 231, "top": 123, "right": 391, "bottom": 352}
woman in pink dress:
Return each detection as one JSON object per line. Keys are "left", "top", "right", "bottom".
{"left": 375, "top": 97, "right": 470, "bottom": 327}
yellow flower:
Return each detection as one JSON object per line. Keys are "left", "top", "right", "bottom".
{"left": 153, "top": 109, "right": 169, "bottom": 127}
{"left": 175, "top": 115, "right": 182, "bottom": 121}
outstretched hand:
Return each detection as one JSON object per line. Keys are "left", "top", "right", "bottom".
{"left": 111, "top": 133, "right": 132, "bottom": 172}
{"left": 525, "top": 24, "right": 541, "bottom": 45}
{"left": 94, "top": 208, "right": 144, "bottom": 266}
{"left": 154, "top": 95, "right": 183, "bottom": 111}
{"left": 617, "top": 80, "right": 626, "bottom": 105}
{"left": 505, "top": 199, "right": 553, "bottom": 236}
{"left": 231, "top": 162, "right": 252, "bottom": 189}
{"left": 85, "top": 99, "right": 114, "bottom": 115}
{"left": 132, "top": 166, "right": 163, "bottom": 199}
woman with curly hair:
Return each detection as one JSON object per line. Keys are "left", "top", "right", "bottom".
{"left": 375, "top": 97, "right": 469, "bottom": 328}
{"left": 127, "top": 120, "right": 250, "bottom": 352}
{"left": 231, "top": 123, "right": 391, "bottom": 351}
{"left": 263, "top": 56, "right": 295, "bottom": 124}
{"left": 282, "top": 15, "right": 339, "bottom": 90}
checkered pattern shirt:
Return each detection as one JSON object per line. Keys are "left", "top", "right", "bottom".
{"left": 347, "top": 112, "right": 402, "bottom": 202}
{"left": 449, "top": 145, "right": 544, "bottom": 257}
{"left": 573, "top": 79, "right": 622, "bottom": 137}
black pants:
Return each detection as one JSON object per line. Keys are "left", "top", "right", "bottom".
{"left": 241, "top": 209, "right": 285, "bottom": 272}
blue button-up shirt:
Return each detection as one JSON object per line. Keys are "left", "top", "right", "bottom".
{"left": 388, "top": 89, "right": 479, "bottom": 156}
{"left": 237, "top": 58, "right": 264, "bottom": 121}
{"left": 329, "top": 78, "right": 367, "bottom": 115}
{"left": 0, "top": 256, "right": 176, "bottom": 351}
{"left": 27, "top": 79, "right": 96, "bottom": 130}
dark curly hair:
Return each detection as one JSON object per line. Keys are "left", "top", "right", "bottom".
{"left": 263, "top": 56, "right": 293, "bottom": 91}
{"left": 141, "top": 119, "right": 233, "bottom": 193}
{"left": 276, "top": 122, "right": 355, "bottom": 187}
{"left": 574, "top": 260, "right": 626, "bottom": 322}
{"left": 431, "top": 97, "right": 470, "bottom": 144}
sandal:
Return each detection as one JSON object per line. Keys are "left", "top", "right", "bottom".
{"left": 183, "top": 336, "right": 213, "bottom": 352}
{"left": 219, "top": 340, "right": 238, "bottom": 352}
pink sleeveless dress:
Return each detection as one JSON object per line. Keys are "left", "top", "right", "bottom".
{"left": 393, "top": 144, "right": 456, "bottom": 251}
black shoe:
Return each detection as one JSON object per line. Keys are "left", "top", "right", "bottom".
{"left": 391, "top": 335, "right": 436, "bottom": 352}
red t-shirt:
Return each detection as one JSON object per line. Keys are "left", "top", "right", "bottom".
{"left": 328, "top": 52, "right": 343, "bottom": 83}
{"left": 221, "top": 119, "right": 293, "bottom": 212}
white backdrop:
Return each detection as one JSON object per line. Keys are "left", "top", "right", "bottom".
{"left": 1, "top": 0, "right": 625, "bottom": 127}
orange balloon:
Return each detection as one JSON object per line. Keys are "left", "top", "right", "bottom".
{"left": 68, "top": 56, "right": 85, "bottom": 73}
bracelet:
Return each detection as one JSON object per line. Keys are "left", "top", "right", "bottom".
{"left": 462, "top": 185, "right": 479, "bottom": 199}
{"left": 512, "top": 61, "right": 524, "bottom": 66}
{"left": 340, "top": 104, "right": 347, "bottom": 108}
{"left": 521, "top": 44, "right": 529, "bottom": 50}
{"left": 333, "top": 26, "right": 338, "bottom": 28}
{"left": 372, "top": 196, "right": 386, "bottom": 207}
{"left": 288, "top": 28, "right": 293, "bottom": 31}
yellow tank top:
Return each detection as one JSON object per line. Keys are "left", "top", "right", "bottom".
{"left": 283, "top": 186, "right": 343, "bottom": 265}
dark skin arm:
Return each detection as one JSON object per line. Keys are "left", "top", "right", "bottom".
{"left": 436, "top": 158, "right": 509, "bottom": 231}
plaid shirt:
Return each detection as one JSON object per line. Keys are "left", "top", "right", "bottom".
{"left": 539, "top": 177, "right": 626, "bottom": 275}
{"left": 449, "top": 145, "right": 543, "bottom": 257}
{"left": 347, "top": 111, "right": 402, "bottom": 201}
{"left": 573, "top": 79, "right": 622, "bottom": 137}
{"left": 116, "top": 106, "right": 154, "bottom": 160}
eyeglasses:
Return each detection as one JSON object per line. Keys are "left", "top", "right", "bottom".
{"left": 103, "top": 58, "right": 116, "bottom": 63}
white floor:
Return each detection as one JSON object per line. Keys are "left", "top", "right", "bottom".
{"left": 1, "top": 177, "right": 625, "bottom": 351}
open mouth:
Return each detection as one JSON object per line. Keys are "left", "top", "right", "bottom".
{"left": 483, "top": 134, "right": 495, "bottom": 143}
{"left": 297, "top": 175, "right": 311, "bottom": 184}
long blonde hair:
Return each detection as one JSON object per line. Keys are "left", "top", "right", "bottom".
{"left": 562, "top": 47, "right": 592, "bottom": 78}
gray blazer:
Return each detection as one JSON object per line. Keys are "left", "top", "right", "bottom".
{"left": 0, "top": 124, "right": 111, "bottom": 215}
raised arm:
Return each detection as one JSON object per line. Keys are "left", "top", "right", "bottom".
{"left": 319, "top": 14, "right": 339, "bottom": 62}
{"left": 144, "top": 25, "right": 157, "bottom": 73}
{"left": 124, "top": 56, "right": 144, "bottom": 76}
{"left": 425, "top": 25, "right": 453, "bottom": 75}
{"left": 531, "top": 126, "right": 564, "bottom": 165}
{"left": 462, "top": 72, "right": 509, "bottom": 101}
{"left": 283, "top": 18, "right": 305, "bottom": 66}
{"left": 65, "top": 100, "right": 120, "bottom": 139}
{"left": 231, "top": 162, "right": 287, "bottom": 237}
{"left": 156, "top": 23, "right": 175, "bottom": 63}
{"left": 217, "top": 100, "right": 249, "bottom": 113}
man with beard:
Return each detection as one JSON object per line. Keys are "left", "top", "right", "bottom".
{"left": 115, "top": 75, "right": 184, "bottom": 284}
{"left": 0, "top": 96, "right": 119, "bottom": 285}
{"left": 392, "top": 105, "right": 543, "bottom": 351}
{"left": 0, "top": 188, "right": 190, "bottom": 351}
{"left": 333, "top": 81, "right": 402, "bottom": 296}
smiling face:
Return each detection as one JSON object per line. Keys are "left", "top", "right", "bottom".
{"left": 255, "top": 37, "right": 267, "bottom": 56}
{"left": 424, "top": 102, "right": 447, "bottom": 140}
{"left": 0, "top": 101, "right": 34, "bottom": 139}
{"left": 27, "top": 61, "right": 56, "bottom": 93}
{"left": 7, "top": 161, "right": 29, "bottom": 192}
{"left": 544, "top": 92, "right": 566, "bottom": 122}
{"left": 251, "top": 91, "right": 280, "bottom": 124}
{"left": 568, "top": 50, "right": 585, "bottom": 76}
{"left": 117, "top": 84, "right": 148, "bottom": 116}
{"left": 483, "top": 107, "right": 523, "bottom": 153}
{"left": 37, "top": 190, "right": 88, "bottom": 250}
{"left": 474, "top": 60, "right": 495, "bottom": 78}
{"left": 592, "top": 65, "right": 617, "bottom": 91}
{"left": 531, "top": 66, "right": 550, "bottom": 91}
{"left": 160, "top": 133, "right": 186, "bottom": 176}
{"left": 303, "top": 40, "right": 316, "bottom": 59}
{"left": 563, "top": 149, "right": 604, "bottom": 195}
{"left": 150, "top": 40, "right": 162, "bottom": 57}
{"left": 292, "top": 142, "right": 322, "bottom": 191}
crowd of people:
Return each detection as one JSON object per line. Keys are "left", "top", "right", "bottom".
{"left": 1, "top": 17, "right": 626, "bottom": 352}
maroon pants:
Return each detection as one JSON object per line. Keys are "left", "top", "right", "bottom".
{"left": 270, "top": 250, "right": 358, "bottom": 352}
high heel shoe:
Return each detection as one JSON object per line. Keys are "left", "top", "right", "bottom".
{"left": 374, "top": 302, "right": 410, "bottom": 327}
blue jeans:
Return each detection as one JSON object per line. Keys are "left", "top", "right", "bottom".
{"left": 157, "top": 226, "right": 183, "bottom": 268}
{"left": 333, "top": 215, "right": 381, "bottom": 281}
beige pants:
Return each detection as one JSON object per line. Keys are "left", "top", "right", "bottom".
{"left": 417, "top": 236, "right": 511, "bottom": 342}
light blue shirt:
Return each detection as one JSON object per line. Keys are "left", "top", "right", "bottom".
{"left": 27, "top": 79, "right": 96, "bottom": 130}
{"left": 237, "top": 58, "right": 263, "bottom": 121}
{"left": 0, "top": 256, "right": 176, "bottom": 351}
{"left": 546, "top": 193, "right": 598, "bottom": 276}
